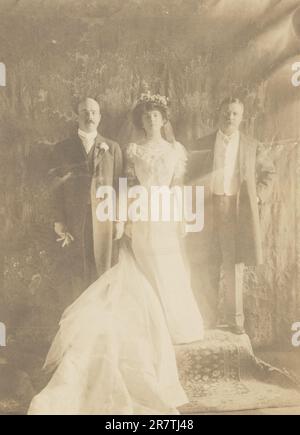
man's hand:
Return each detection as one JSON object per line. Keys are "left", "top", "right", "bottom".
{"left": 113, "top": 221, "right": 125, "bottom": 241}
{"left": 54, "top": 222, "right": 74, "bottom": 248}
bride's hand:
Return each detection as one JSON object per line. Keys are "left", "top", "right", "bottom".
{"left": 113, "top": 221, "right": 125, "bottom": 241}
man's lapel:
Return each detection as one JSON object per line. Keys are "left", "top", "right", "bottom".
{"left": 239, "top": 133, "right": 247, "bottom": 181}
{"left": 93, "top": 134, "right": 107, "bottom": 167}
{"left": 195, "top": 132, "right": 216, "bottom": 190}
{"left": 205, "top": 131, "right": 217, "bottom": 175}
{"left": 71, "top": 134, "right": 88, "bottom": 162}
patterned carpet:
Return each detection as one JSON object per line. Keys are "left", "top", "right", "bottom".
{"left": 1, "top": 330, "right": 300, "bottom": 414}
{"left": 176, "top": 330, "right": 300, "bottom": 414}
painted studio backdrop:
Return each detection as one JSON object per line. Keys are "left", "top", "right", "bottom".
{"left": 0, "top": 0, "right": 300, "bottom": 379}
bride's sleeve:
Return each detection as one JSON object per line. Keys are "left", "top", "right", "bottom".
{"left": 171, "top": 142, "right": 189, "bottom": 238}
{"left": 171, "top": 141, "right": 188, "bottom": 186}
{"left": 123, "top": 143, "right": 139, "bottom": 237}
{"left": 124, "top": 143, "right": 139, "bottom": 188}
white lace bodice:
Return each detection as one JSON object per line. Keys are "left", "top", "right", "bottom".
{"left": 125, "top": 140, "right": 187, "bottom": 188}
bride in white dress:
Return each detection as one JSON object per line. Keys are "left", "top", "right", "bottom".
{"left": 28, "top": 94, "right": 204, "bottom": 415}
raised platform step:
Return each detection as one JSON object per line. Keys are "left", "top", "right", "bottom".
{"left": 176, "top": 330, "right": 300, "bottom": 413}
{"left": 1, "top": 330, "right": 300, "bottom": 414}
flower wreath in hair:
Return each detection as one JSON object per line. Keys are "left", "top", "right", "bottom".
{"left": 137, "top": 91, "right": 170, "bottom": 109}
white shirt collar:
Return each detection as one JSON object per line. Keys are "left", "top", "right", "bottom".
{"left": 217, "top": 129, "right": 239, "bottom": 145}
{"left": 78, "top": 128, "right": 98, "bottom": 154}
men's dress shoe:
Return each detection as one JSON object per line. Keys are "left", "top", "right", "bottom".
{"left": 229, "top": 325, "right": 246, "bottom": 335}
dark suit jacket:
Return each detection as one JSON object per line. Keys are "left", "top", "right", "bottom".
{"left": 50, "top": 133, "right": 123, "bottom": 282}
{"left": 187, "top": 131, "right": 275, "bottom": 266}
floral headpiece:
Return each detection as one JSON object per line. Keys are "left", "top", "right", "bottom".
{"left": 136, "top": 92, "right": 169, "bottom": 109}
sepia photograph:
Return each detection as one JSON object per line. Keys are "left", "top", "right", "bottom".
{"left": 0, "top": 0, "right": 300, "bottom": 417}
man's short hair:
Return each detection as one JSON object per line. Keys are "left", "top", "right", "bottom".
{"left": 219, "top": 97, "right": 244, "bottom": 112}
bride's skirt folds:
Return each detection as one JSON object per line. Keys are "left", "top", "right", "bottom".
{"left": 28, "top": 242, "right": 188, "bottom": 415}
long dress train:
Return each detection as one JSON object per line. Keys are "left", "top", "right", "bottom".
{"left": 28, "top": 140, "right": 204, "bottom": 415}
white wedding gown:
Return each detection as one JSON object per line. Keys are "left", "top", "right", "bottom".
{"left": 28, "top": 141, "right": 204, "bottom": 415}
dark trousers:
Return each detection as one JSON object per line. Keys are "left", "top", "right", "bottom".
{"left": 82, "top": 205, "right": 98, "bottom": 287}
{"left": 68, "top": 206, "right": 98, "bottom": 305}
{"left": 195, "top": 195, "right": 245, "bottom": 329}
